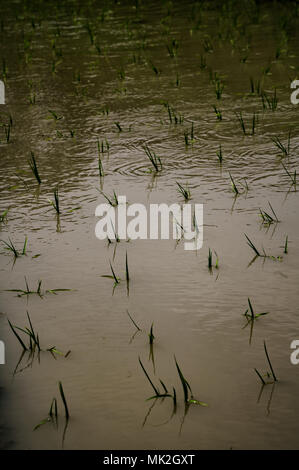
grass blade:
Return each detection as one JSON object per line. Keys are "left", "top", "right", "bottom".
{"left": 264, "top": 341, "right": 277, "bottom": 382}
{"left": 28, "top": 152, "right": 41, "bottom": 184}
{"left": 245, "top": 234, "right": 260, "bottom": 257}
{"left": 254, "top": 368, "right": 266, "bottom": 385}
{"left": 126, "top": 310, "right": 141, "bottom": 331}
{"left": 174, "top": 356, "right": 192, "bottom": 403}
{"left": 8, "top": 319, "right": 27, "bottom": 350}
{"left": 59, "top": 381, "right": 69, "bottom": 419}
{"left": 139, "top": 357, "right": 160, "bottom": 396}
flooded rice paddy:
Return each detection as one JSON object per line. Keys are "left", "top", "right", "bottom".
{"left": 0, "top": 0, "right": 299, "bottom": 450}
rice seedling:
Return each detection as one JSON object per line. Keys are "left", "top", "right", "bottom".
{"left": 215, "top": 79, "right": 224, "bottom": 99}
{"left": 34, "top": 382, "right": 70, "bottom": 432}
{"left": 101, "top": 261, "right": 121, "bottom": 287}
{"left": 243, "top": 298, "right": 269, "bottom": 321}
{"left": 175, "top": 73, "right": 180, "bottom": 87}
{"left": 254, "top": 368, "right": 266, "bottom": 385}
{"left": 245, "top": 234, "right": 262, "bottom": 257}
{"left": 172, "top": 387, "right": 177, "bottom": 413}
{"left": 184, "top": 130, "right": 189, "bottom": 146}
{"left": 34, "top": 398, "right": 58, "bottom": 431}
{"left": 236, "top": 111, "right": 246, "bottom": 135}
{"left": 101, "top": 106, "right": 110, "bottom": 116}
{"left": 249, "top": 77, "right": 262, "bottom": 95}
{"left": 85, "top": 23, "right": 94, "bottom": 45}
{"left": 109, "top": 261, "right": 120, "bottom": 284}
{"left": 272, "top": 131, "right": 291, "bottom": 157}
{"left": 49, "top": 398, "right": 58, "bottom": 420}
{"left": 261, "top": 90, "right": 278, "bottom": 111}
{"left": 213, "top": 105, "right": 222, "bottom": 120}
{"left": 1, "top": 236, "right": 27, "bottom": 258}
{"left": 251, "top": 112, "right": 258, "bottom": 135}
{"left": 199, "top": 54, "right": 207, "bottom": 69}
{"left": 209, "top": 71, "right": 219, "bottom": 86}
{"left": 229, "top": 172, "right": 239, "bottom": 195}
{"left": 49, "top": 186, "right": 60, "bottom": 214}
{"left": 28, "top": 152, "right": 41, "bottom": 184}
{"left": 22, "top": 311, "right": 41, "bottom": 351}
{"left": 98, "top": 155, "right": 104, "bottom": 177}
{"left": 47, "top": 346, "right": 71, "bottom": 360}
{"left": 173, "top": 109, "right": 184, "bottom": 124}
{"left": 6, "top": 277, "right": 42, "bottom": 297}
{"left": 8, "top": 319, "right": 28, "bottom": 351}
{"left": 1, "top": 238, "right": 18, "bottom": 258}
{"left": 125, "top": 251, "right": 129, "bottom": 282}
{"left": 236, "top": 111, "right": 258, "bottom": 136}
{"left": 174, "top": 357, "right": 208, "bottom": 406}
{"left": 176, "top": 182, "right": 191, "bottom": 201}
{"left": 138, "top": 357, "right": 171, "bottom": 400}
{"left": 3, "top": 122, "right": 11, "bottom": 142}
{"left": 241, "top": 178, "right": 249, "bottom": 192}
{"left": 284, "top": 235, "right": 288, "bottom": 254}
{"left": 0, "top": 208, "right": 9, "bottom": 223}
{"left": 262, "top": 63, "right": 271, "bottom": 76}
{"left": 275, "top": 46, "right": 281, "bottom": 60}
{"left": 126, "top": 310, "right": 142, "bottom": 331}
{"left": 162, "top": 102, "right": 183, "bottom": 124}
{"left": 208, "top": 248, "right": 219, "bottom": 271}
{"left": 125, "top": 251, "right": 130, "bottom": 295}
{"left": 282, "top": 162, "right": 296, "bottom": 188}
{"left": 59, "top": 381, "right": 69, "bottom": 419}
{"left": 99, "top": 190, "right": 119, "bottom": 206}
{"left": 48, "top": 109, "right": 62, "bottom": 121}
{"left": 4, "top": 277, "right": 73, "bottom": 298}
{"left": 131, "top": 52, "right": 143, "bottom": 65}
{"left": 214, "top": 252, "right": 219, "bottom": 269}
{"left": 8, "top": 311, "right": 41, "bottom": 352}
{"left": 216, "top": 144, "right": 223, "bottom": 163}
{"left": 163, "top": 101, "right": 172, "bottom": 123}
{"left": 114, "top": 121, "right": 122, "bottom": 132}
{"left": 159, "top": 379, "right": 168, "bottom": 395}
{"left": 51, "top": 58, "right": 62, "bottom": 74}
{"left": 143, "top": 145, "right": 162, "bottom": 172}
{"left": 208, "top": 248, "right": 212, "bottom": 269}
{"left": 254, "top": 341, "right": 278, "bottom": 385}
{"left": 148, "top": 323, "right": 154, "bottom": 345}
{"left": 115, "top": 85, "right": 127, "bottom": 97}
{"left": 148, "top": 322, "right": 156, "bottom": 370}
{"left": 97, "top": 138, "right": 109, "bottom": 154}
{"left": 117, "top": 66, "right": 125, "bottom": 81}
{"left": 259, "top": 202, "right": 280, "bottom": 226}
{"left": 44, "top": 286, "right": 74, "bottom": 296}
{"left": 149, "top": 60, "right": 160, "bottom": 76}
{"left": 95, "top": 44, "right": 101, "bottom": 55}
{"left": 245, "top": 233, "right": 282, "bottom": 265}
{"left": 183, "top": 123, "right": 195, "bottom": 146}
{"left": 106, "top": 220, "right": 120, "bottom": 245}
{"left": 166, "top": 38, "right": 179, "bottom": 58}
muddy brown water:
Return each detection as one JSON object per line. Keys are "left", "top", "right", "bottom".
{"left": 0, "top": 0, "right": 299, "bottom": 450}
